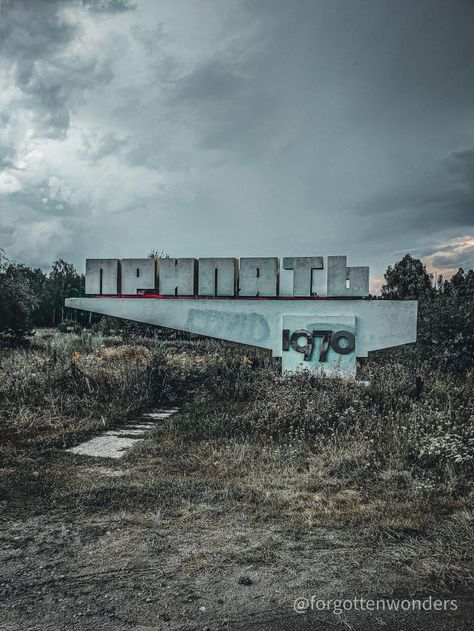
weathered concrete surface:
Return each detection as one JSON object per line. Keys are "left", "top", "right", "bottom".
{"left": 67, "top": 435, "right": 137, "bottom": 459}
{"left": 104, "top": 429, "right": 149, "bottom": 436}
{"left": 65, "top": 296, "right": 417, "bottom": 360}
{"left": 125, "top": 424, "right": 155, "bottom": 430}
{"left": 143, "top": 409, "right": 179, "bottom": 419}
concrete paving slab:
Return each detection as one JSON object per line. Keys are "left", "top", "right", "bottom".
{"left": 104, "top": 429, "right": 148, "bottom": 436}
{"left": 126, "top": 424, "right": 155, "bottom": 430}
{"left": 67, "top": 435, "right": 138, "bottom": 459}
{"left": 66, "top": 408, "right": 179, "bottom": 459}
{"left": 143, "top": 411, "right": 175, "bottom": 420}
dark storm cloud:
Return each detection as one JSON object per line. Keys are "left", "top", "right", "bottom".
{"left": 0, "top": 0, "right": 75, "bottom": 59}
{"left": 0, "top": 0, "right": 130, "bottom": 264}
{"left": 162, "top": 0, "right": 474, "bottom": 258}
{"left": 82, "top": 0, "right": 136, "bottom": 13}
{"left": 0, "top": 156, "right": 17, "bottom": 170}
{"left": 80, "top": 130, "right": 132, "bottom": 162}
{"left": 431, "top": 246, "right": 474, "bottom": 270}
{"left": 8, "top": 181, "right": 85, "bottom": 218}
{"left": 0, "top": 0, "right": 76, "bottom": 137}
{"left": 169, "top": 0, "right": 474, "bottom": 153}
{"left": 448, "top": 149, "right": 474, "bottom": 185}
{"left": 0, "top": 0, "right": 123, "bottom": 146}
{"left": 357, "top": 147, "right": 474, "bottom": 245}
{"left": 79, "top": 127, "right": 164, "bottom": 170}
{"left": 1, "top": 0, "right": 473, "bottom": 277}
{"left": 169, "top": 57, "right": 278, "bottom": 157}
{"left": 173, "top": 60, "right": 247, "bottom": 103}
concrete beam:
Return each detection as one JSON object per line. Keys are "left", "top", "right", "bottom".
{"left": 65, "top": 296, "right": 417, "bottom": 362}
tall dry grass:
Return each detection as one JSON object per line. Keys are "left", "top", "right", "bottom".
{"left": 0, "top": 328, "right": 472, "bottom": 588}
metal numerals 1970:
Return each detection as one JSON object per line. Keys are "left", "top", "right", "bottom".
{"left": 282, "top": 329, "right": 355, "bottom": 362}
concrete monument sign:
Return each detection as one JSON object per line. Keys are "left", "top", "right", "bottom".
{"left": 66, "top": 256, "right": 417, "bottom": 377}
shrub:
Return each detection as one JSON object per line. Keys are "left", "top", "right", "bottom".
{"left": 0, "top": 273, "right": 37, "bottom": 344}
{"left": 382, "top": 256, "right": 474, "bottom": 372}
{"left": 57, "top": 319, "right": 83, "bottom": 334}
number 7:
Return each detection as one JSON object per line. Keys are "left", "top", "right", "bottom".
{"left": 312, "top": 330, "right": 332, "bottom": 362}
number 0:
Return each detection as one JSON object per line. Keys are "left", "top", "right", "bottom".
{"left": 330, "top": 330, "right": 355, "bottom": 355}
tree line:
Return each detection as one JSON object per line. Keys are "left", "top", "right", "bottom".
{"left": 0, "top": 250, "right": 472, "bottom": 371}
{"left": 380, "top": 254, "right": 474, "bottom": 372}
{"left": 0, "top": 250, "right": 85, "bottom": 342}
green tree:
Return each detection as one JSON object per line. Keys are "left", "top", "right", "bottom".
{"left": 43, "top": 259, "right": 85, "bottom": 325}
{"left": 382, "top": 255, "right": 474, "bottom": 371}
{"left": 0, "top": 252, "right": 37, "bottom": 343}
{"left": 442, "top": 268, "right": 474, "bottom": 299}
{"left": 147, "top": 249, "right": 169, "bottom": 260}
{"left": 381, "top": 254, "right": 433, "bottom": 300}
{"left": 4, "top": 263, "right": 49, "bottom": 326}
{"left": 422, "top": 268, "right": 474, "bottom": 371}
{"left": 0, "top": 249, "right": 7, "bottom": 272}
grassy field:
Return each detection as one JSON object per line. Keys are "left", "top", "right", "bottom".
{"left": 0, "top": 329, "right": 473, "bottom": 630}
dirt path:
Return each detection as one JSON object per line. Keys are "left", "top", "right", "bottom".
{"left": 1, "top": 416, "right": 472, "bottom": 630}
{"left": 1, "top": 491, "right": 472, "bottom": 630}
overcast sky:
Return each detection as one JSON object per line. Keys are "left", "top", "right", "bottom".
{"left": 1, "top": 0, "right": 473, "bottom": 291}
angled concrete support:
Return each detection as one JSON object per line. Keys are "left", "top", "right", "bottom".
{"left": 65, "top": 296, "right": 417, "bottom": 376}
